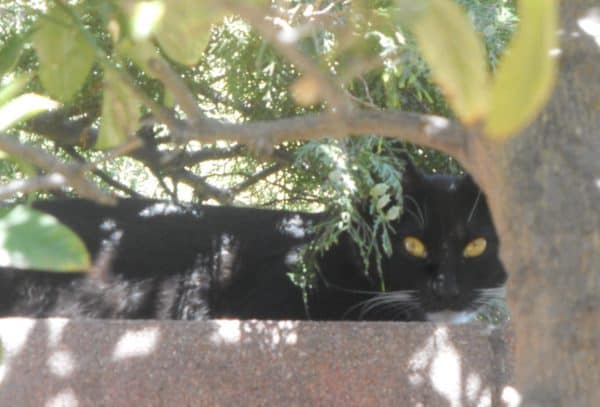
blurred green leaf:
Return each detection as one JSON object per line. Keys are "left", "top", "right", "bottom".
{"left": 155, "top": 0, "right": 224, "bottom": 65}
{"left": 98, "top": 69, "right": 141, "bottom": 149}
{"left": 0, "top": 93, "right": 59, "bottom": 132}
{"left": 0, "top": 31, "right": 30, "bottom": 78}
{"left": 370, "top": 183, "right": 389, "bottom": 197}
{"left": 403, "top": 0, "right": 490, "bottom": 124}
{"left": 381, "top": 227, "right": 393, "bottom": 257}
{"left": 386, "top": 205, "right": 401, "bottom": 221}
{"left": 32, "top": 6, "right": 96, "bottom": 102}
{"left": 0, "top": 73, "right": 34, "bottom": 107}
{"left": 485, "top": 0, "right": 558, "bottom": 140}
{"left": 0, "top": 205, "right": 91, "bottom": 272}
{"left": 376, "top": 193, "right": 391, "bottom": 209}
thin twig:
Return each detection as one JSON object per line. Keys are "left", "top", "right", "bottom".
{"left": 231, "top": 163, "right": 284, "bottom": 195}
{"left": 195, "top": 81, "right": 254, "bottom": 116}
{"left": 178, "top": 145, "right": 246, "bottom": 167}
{"left": 171, "top": 169, "right": 233, "bottom": 204}
{"left": 0, "top": 133, "right": 116, "bottom": 204}
{"left": 147, "top": 57, "right": 206, "bottom": 124}
{"left": 231, "top": 2, "right": 351, "bottom": 113}
{"left": 82, "top": 138, "right": 144, "bottom": 171}
{"left": 62, "top": 147, "right": 144, "bottom": 198}
{"left": 0, "top": 173, "right": 67, "bottom": 201}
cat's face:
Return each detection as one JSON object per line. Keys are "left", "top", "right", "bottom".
{"left": 375, "top": 164, "right": 507, "bottom": 322}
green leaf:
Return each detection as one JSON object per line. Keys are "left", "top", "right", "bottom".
{"left": 0, "top": 93, "right": 59, "bottom": 132}
{"left": 0, "top": 205, "right": 91, "bottom": 272}
{"left": 370, "top": 183, "right": 389, "bottom": 197}
{"left": 376, "top": 194, "right": 391, "bottom": 210}
{"left": 32, "top": 6, "right": 96, "bottom": 102}
{"left": 381, "top": 228, "right": 393, "bottom": 257}
{"left": 386, "top": 205, "right": 401, "bottom": 221}
{"left": 0, "top": 73, "right": 34, "bottom": 107}
{"left": 403, "top": 0, "right": 490, "bottom": 124}
{"left": 485, "top": 0, "right": 558, "bottom": 140}
{"left": 98, "top": 69, "right": 141, "bottom": 149}
{"left": 0, "top": 31, "right": 29, "bottom": 78}
{"left": 154, "top": 0, "right": 224, "bottom": 65}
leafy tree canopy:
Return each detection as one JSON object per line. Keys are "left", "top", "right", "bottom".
{"left": 0, "top": 0, "right": 524, "bottom": 271}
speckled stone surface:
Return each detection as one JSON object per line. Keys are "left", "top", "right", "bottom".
{"left": 0, "top": 319, "right": 512, "bottom": 407}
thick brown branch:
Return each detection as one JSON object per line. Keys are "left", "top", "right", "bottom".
{"left": 183, "top": 110, "right": 469, "bottom": 163}
{"left": 27, "top": 109, "right": 98, "bottom": 147}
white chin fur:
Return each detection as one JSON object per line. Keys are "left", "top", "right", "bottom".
{"left": 426, "top": 311, "right": 477, "bottom": 324}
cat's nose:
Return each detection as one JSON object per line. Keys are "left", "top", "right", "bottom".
{"left": 432, "top": 274, "right": 460, "bottom": 298}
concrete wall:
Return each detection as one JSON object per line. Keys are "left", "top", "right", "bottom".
{"left": 0, "top": 319, "right": 512, "bottom": 406}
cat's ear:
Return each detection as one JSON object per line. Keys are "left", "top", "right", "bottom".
{"left": 460, "top": 173, "right": 483, "bottom": 194}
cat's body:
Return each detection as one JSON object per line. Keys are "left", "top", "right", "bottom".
{"left": 0, "top": 164, "right": 507, "bottom": 322}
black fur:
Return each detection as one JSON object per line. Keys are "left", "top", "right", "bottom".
{"left": 0, "top": 165, "right": 507, "bottom": 321}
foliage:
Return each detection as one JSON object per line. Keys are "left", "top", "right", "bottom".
{"left": 291, "top": 137, "right": 406, "bottom": 291}
{"left": 0, "top": 0, "right": 521, "bottom": 276}
{"left": 485, "top": 0, "right": 558, "bottom": 138}
{"left": 0, "top": 205, "right": 90, "bottom": 271}
{"left": 400, "top": 0, "right": 556, "bottom": 138}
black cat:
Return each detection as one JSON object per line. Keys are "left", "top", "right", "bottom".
{"left": 0, "top": 162, "right": 507, "bottom": 322}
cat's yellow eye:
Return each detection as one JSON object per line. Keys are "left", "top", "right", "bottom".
{"left": 463, "top": 237, "right": 487, "bottom": 258}
{"left": 404, "top": 236, "right": 427, "bottom": 258}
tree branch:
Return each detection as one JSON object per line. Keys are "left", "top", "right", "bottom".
{"left": 195, "top": 81, "right": 254, "bottom": 116}
{"left": 182, "top": 110, "right": 469, "bottom": 162}
{"left": 172, "top": 169, "right": 233, "bottom": 204}
{"left": 62, "top": 147, "right": 144, "bottom": 199}
{"left": 0, "top": 173, "right": 67, "bottom": 201}
{"left": 0, "top": 134, "right": 116, "bottom": 204}
{"left": 27, "top": 109, "right": 98, "bottom": 147}
{"left": 230, "top": 163, "right": 283, "bottom": 195}
{"left": 232, "top": 2, "right": 351, "bottom": 113}
{"left": 147, "top": 57, "right": 206, "bottom": 124}
{"left": 178, "top": 145, "right": 246, "bottom": 167}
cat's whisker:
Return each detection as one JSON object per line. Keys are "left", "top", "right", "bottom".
{"left": 350, "top": 291, "right": 420, "bottom": 320}
{"left": 467, "top": 191, "right": 482, "bottom": 223}
{"left": 365, "top": 303, "right": 416, "bottom": 321}
{"left": 476, "top": 286, "right": 506, "bottom": 296}
{"left": 475, "top": 287, "right": 507, "bottom": 303}
{"left": 404, "top": 207, "right": 423, "bottom": 230}
{"left": 344, "top": 295, "right": 397, "bottom": 319}
{"left": 404, "top": 195, "right": 425, "bottom": 229}
{"left": 470, "top": 288, "right": 509, "bottom": 317}
{"left": 391, "top": 304, "right": 421, "bottom": 320}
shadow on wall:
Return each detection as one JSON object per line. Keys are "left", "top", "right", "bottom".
{"left": 0, "top": 318, "right": 513, "bottom": 407}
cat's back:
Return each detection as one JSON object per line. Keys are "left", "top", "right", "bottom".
{"left": 31, "top": 198, "right": 318, "bottom": 276}
{"left": 0, "top": 199, "right": 318, "bottom": 319}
